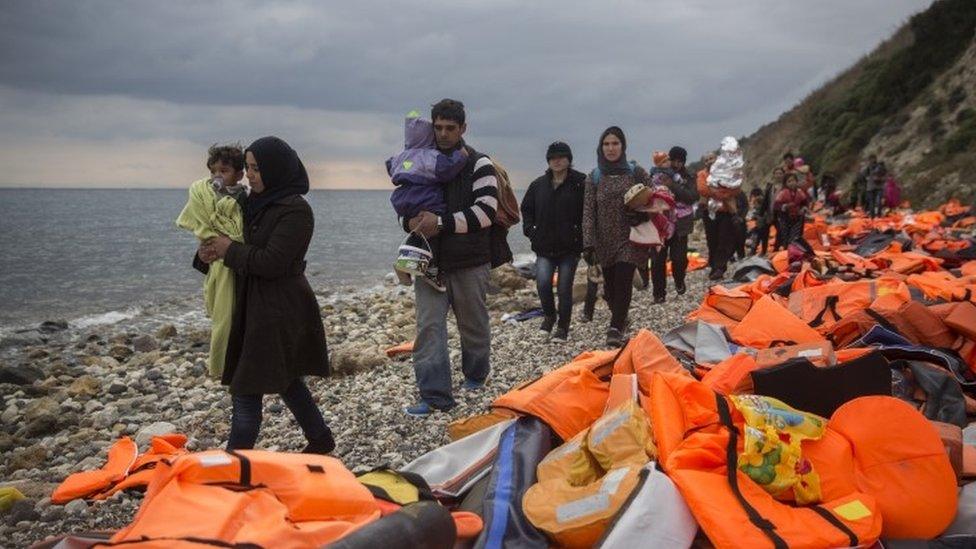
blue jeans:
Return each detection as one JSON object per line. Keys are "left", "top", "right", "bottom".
{"left": 413, "top": 264, "right": 491, "bottom": 410}
{"left": 227, "top": 378, "right": 330, "bottom": 450}
{"left": 535, "top": 254, "right": 580, "bottom": 329}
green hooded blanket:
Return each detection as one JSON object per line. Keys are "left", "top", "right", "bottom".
{"left": 176, "top": 178, "right": 244, "bottom": 377}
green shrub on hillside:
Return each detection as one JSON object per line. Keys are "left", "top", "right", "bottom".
{"left": 943, "top": 116, "right": 976, "bottom": 154}
{"left": 947, "top": 85, "right": 967, "bottom": 109}
{"left": 798, "top": 0, "right": 976, "bottom": 174}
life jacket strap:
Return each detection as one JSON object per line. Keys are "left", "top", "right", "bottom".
{"left": 715, "top": 394, "right": 788, "bottom": 549}
{"left": 809, "top": 295, "right": 841, "bottom": 328}
{"left": 810, "top": 505, "right": 859, "bottom": 547}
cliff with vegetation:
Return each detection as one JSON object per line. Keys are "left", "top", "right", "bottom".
{"left": 741, "top": 0, "right": 976, "bottom": 207}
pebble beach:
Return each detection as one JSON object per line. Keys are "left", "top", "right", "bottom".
{"left": 1, "top": 255, "right": 710, "bottom": 546}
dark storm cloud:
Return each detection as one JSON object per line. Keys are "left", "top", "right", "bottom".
{"left": 0, "top": 0, "right": 932, "bottom": 186}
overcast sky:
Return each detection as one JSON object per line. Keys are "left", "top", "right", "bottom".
{"left": 0, "top": 0, "right": 932, "bottom": 189}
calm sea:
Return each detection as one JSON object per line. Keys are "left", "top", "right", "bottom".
{"left": 0, "top": 189, "right": 531, "bottom": 330}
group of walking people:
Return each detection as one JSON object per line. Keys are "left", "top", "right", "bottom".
{"left": 521, "top": 127, "right": 723, "bottom": 348}
{"left": 187, "top": 99, "right": 904, "bottom": 452}
{"left": 851, "top": 154, "right": 902, "bottom": 218}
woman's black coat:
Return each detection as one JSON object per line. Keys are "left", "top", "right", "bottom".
{"left": 219, "top": 195, "right": 329, "bottom": 395}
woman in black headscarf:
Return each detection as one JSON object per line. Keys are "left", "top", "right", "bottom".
{"left": 581, "top": 127, "right": 650, "bottom": 347}
{"left": 200, "top": 136, "right": 334, "bottom": 453}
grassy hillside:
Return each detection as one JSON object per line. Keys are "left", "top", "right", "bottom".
{"left": 741, "top": 0, "right": 976, "bottom": 207}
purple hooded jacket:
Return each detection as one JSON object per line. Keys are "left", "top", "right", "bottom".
{"left": 387, "top": 115, "right": 466, "bottom": 218}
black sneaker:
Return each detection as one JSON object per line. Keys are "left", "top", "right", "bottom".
{"left": 421, "top": 270, "right": 447, "bottom": 292}
{"left": 653, "top": 295, "right": 666, "bottom": 304}
{"left": 708, "top": 269, "right": 725, "bottom": 281}
{"left": 302, "top": 429, "right": 336, "bottom": 455}
{"left": 606, "top": 327, "right": 625, "bottom": 347}
{"left": 676, "top": 283, "right": 687, "bottom": 295}
{"left": 540, "top": 315, "right": 556, "bottom": 333}
{"left": 582, "top": 309, "right": 594, "bottom": 322}
{"left": 552, "top": 326, "right": 568, "bottom": 341}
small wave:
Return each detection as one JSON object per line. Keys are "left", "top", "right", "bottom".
{"left": 71, "top": 308, "right": 141, "bottom": 329}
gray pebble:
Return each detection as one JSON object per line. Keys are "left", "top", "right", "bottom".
{"left": 64, "top": 499, "right": 88, "bottom": 515}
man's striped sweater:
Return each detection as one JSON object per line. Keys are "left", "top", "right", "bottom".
{"left": 440, "top": 155, "right": 498, "bottom": 233}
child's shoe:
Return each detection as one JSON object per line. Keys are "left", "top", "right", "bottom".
{"left": 421, "top": 268, "right": 447, "bottom": 293}
{"left": 395, "top": 244, "right": 432, "bottom": 276}
{"left": 394, "top": 269, "right": 413, "bottom": 286}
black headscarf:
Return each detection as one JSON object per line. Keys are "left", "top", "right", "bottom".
{"left": 243, "top": 136, "right": 309, "bottom": 222}
{"left": 596, "top": 126, "right": 630, "bottom": 175}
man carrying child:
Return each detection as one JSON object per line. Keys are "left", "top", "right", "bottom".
{"left": 401, "top": 99, "right": 499, "bottom": 417}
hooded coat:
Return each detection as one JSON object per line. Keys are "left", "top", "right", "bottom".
{"left": 387, "top": 115, "right": 466, "bottom": 218}
{"left": 220, "top": 136, "right": 330, "bottom": 395}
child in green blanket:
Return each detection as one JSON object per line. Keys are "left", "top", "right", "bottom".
{"left": 178, "top": 144, "right": 246, "bottom": 378}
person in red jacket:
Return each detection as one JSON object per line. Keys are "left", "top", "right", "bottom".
{"left": 773, "top": 172, "right": 809, "bottom": 247}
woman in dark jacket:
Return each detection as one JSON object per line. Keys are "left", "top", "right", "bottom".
{"left": 199, "top": 136, "right": 334, "bottom": 454}
{"left": 582, "top": 127, "right": 650, "bottom": 347}
{"left": 521, "top": 141, "right": 586, "bottom": 341}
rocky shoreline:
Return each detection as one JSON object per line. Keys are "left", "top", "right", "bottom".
{"left": 1, "top": 262, "right": 709, "bottom": 546}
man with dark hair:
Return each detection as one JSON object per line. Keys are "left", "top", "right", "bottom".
{"left": 402, "top": 98, "right": 499, "bottom": 416}
{"left": 430, "top": 98, "right": 466, "bottom": 126}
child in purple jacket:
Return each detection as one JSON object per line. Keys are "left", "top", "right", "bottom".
{"left": 387, "top": 110, "right": 467, "bottom": 290}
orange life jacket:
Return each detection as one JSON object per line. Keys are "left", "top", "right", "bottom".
{"left": 787, "top": 279, "right": 910, "bottom": 334}
{"left": 52, "top": 434, "right": 189, "bottom": 505}
{"left": 701, "top": 353, "right": 759, "bottom": 395}
{"left": 730, "top": 295, "right": 825, "bottom": 348}
{"left": 649, "top": 372, "right": 882, "bottom": 549}
{"left": 906, "top": 271, "right": 976, "bottom": 302}
{"left": 703, "top": 284, "right": 754, "bottom": 321}
{"left": 99, "top": 434, "right": 189, "bottom": 500}
{"left": 491, "top": 330, "right": 687, "bottom": 441}
{"left": 825, "top": 299, "right": 956, "bottom": 349}
{"left": 873, "top": 251, "right": 943, "bottom": 275}
{"left": 650, "top": 373, "right": 957, "bottom": 547}
{"left": 384, "top": 341, "right": 414, "bottom": 357}
{"left": 936, "top": 301, "right": 976, "bottom": 341}
{"left": 51, "top": 436, "right": 138, "bottom": 504}
{"left": 492, "top": 349, "right": 616, "bottom": 441}
{"left": 110, "top": 450, "right": 381, "bottom": 548}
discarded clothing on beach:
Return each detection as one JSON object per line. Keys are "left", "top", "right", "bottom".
{"left": 501, "top": 308, "right": 544, "bottom": 324}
